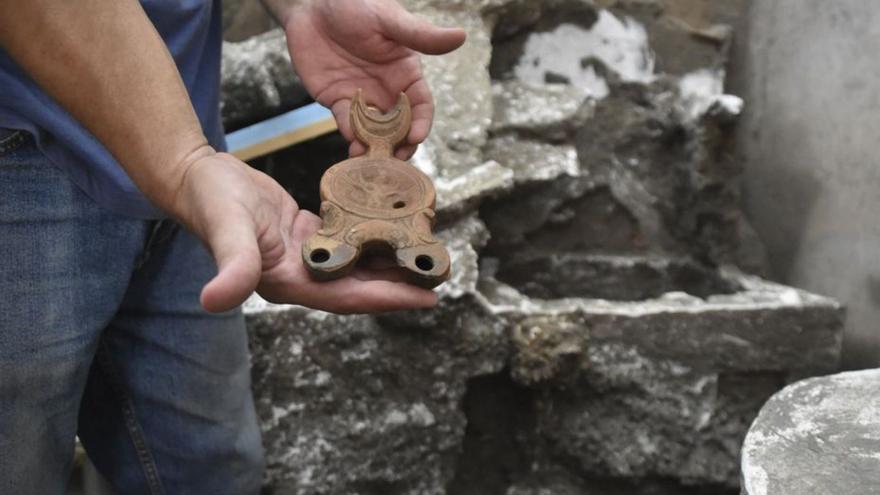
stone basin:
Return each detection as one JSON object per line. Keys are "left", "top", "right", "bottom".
{"left": 493, "top": 253, "right": 742, "bottom": 301}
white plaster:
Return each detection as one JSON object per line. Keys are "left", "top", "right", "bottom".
{"left": 514, "top": 11, "right": 655, "bottom": 98}
{"left": 410, "top": 403, "right": 437, "bottom": 427}
{"left": 476, "top": 264, "right": 840, "bottom": 319}
{"left": 635, "top": 431, "right": 658, "bottom": 454}
{"left": 314, "top": 371, "right": 332, "bottom": 386}
{"left": 288, "top": 341, "right": 303, "bottom": 357}
{"left": 743, "top": 464, "right": 769, "bottom": 495}
{"left": 341, "top": 338, "right": 378, "bottom": 362}
{"left": 696, "top": 410, "right": 713, "bottom": 430}
{"left": 678, "top": 69, "right": 744, "bottom": 120}
{"left": 385, "top": 409, "right": 409, "bottom": 426}
{"left": 856, "top": 406, "right": 880, "bottom": 427}
{"left": 412, "top": 142, "right": 438, "bottom": 177}
{"left": 778, "top": 287, "right": 803, "bottom": 305}
{"left": 268, "top": 403, "right": 305, "bottom": 428}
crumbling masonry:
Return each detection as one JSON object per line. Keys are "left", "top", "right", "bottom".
{"left": 220, "top": 1, "right": 844, "bottom": 493}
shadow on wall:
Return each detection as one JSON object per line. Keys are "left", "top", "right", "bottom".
{"left": 730, "top": 0, "right": 880, "bottom": 368}
{"left": 223, "top": 0, "right": 275, "bottom": 42}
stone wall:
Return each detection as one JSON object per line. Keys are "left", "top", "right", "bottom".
{"left": 222, "top": 1, "right": 845, "bottom": 493}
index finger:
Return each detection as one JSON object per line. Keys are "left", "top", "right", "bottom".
{"left": 403, "top": 78, "right": 434, "bottom": 147}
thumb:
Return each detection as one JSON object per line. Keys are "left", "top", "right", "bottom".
{"left": 379, "top": 6, "right": 466, "bottom": 55}
{"left": 199, "top": 220, "right": 263, "bottom": 313}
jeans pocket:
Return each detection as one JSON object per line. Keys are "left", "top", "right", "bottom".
{"left": 0, "top": 128, "right": 27, "bottom": 157}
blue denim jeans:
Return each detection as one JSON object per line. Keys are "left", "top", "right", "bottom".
{"left": 0, "top": 129, "right": 264, "bottom": 494}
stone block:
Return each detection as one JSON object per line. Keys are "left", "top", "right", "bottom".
{"left": 246, "top": 254, "right": 842, "bottom": 492}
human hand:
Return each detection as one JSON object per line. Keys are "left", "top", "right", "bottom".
{"left": 281, "top": 0, "right": 466, "bottom": 159}
{"left": 172, "top": 148, "right": 439, "bottom": 313}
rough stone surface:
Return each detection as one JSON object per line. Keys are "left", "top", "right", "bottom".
{"left": 221, "top": 29, "right": 310, "bottom": 130}
{"left": 434, "top": 160, "right": 514, "bottom": 224}
{"left": 247, "top": 303, "right": 508, "bottom": 495}
{"left": 477, "top": 268, "right": 843, "bottom": 374}
{"left": 490, "top": 81, "right": 592, "bottom": 139}
{"left": 222, "top": 1, "right": 848, "bottom": 493}
{"left": 246, "top": 262, "right": 842, "bottom": 493}
{"left": 484, "top": 136, "right": 580, "bottom": 184}
{"left": 498, "top": 253, "right": 742, "bottom": 301}
{"left": 480, "top": 78, "right": 762, "bottom": 274}
{"left": 408, "top": 6, "right": 495, "bottom": 180}
{"left": 741, "top": 369, "right": 880, "bottom": 495}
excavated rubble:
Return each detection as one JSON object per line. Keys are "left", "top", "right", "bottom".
{"left": 222, "top": 1, "right": 844, "bottom": 493}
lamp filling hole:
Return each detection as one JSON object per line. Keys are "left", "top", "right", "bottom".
{"left": 310, "top": 249, "right": 330, "bottom": 263}
{"left": 415, "top": 255, "right": 434, "bottom": 271}
{"left": 393, "top": 201, "right": 406, "bottom": 209}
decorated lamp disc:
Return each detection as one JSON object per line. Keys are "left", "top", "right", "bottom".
{"left": 302, "top": 90, "right": 450, "bottom": 288}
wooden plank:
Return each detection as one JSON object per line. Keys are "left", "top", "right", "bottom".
{"left": 226, "top": 103, "right": 337, "bottom": 161}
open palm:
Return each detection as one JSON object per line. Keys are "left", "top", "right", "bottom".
{"left": 190, "top": 0, "right": 466, "bottom": 314}
{"left": 283, "top": 0, "right": 465, "bottom": 159}
{"left": 184, "top": 152, "right": 439, "bottom": 313}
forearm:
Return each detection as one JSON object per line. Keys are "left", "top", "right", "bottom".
{"left": 0, "top": 0, "right": 210, "bottom": 215}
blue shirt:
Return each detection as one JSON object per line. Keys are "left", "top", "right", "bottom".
{"left": 0, "top": 0, "right": 225, "bottom": 219}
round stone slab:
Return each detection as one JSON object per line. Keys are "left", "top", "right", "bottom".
{"left": 741, "top": 369, "right": 880, "bottom": 495}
